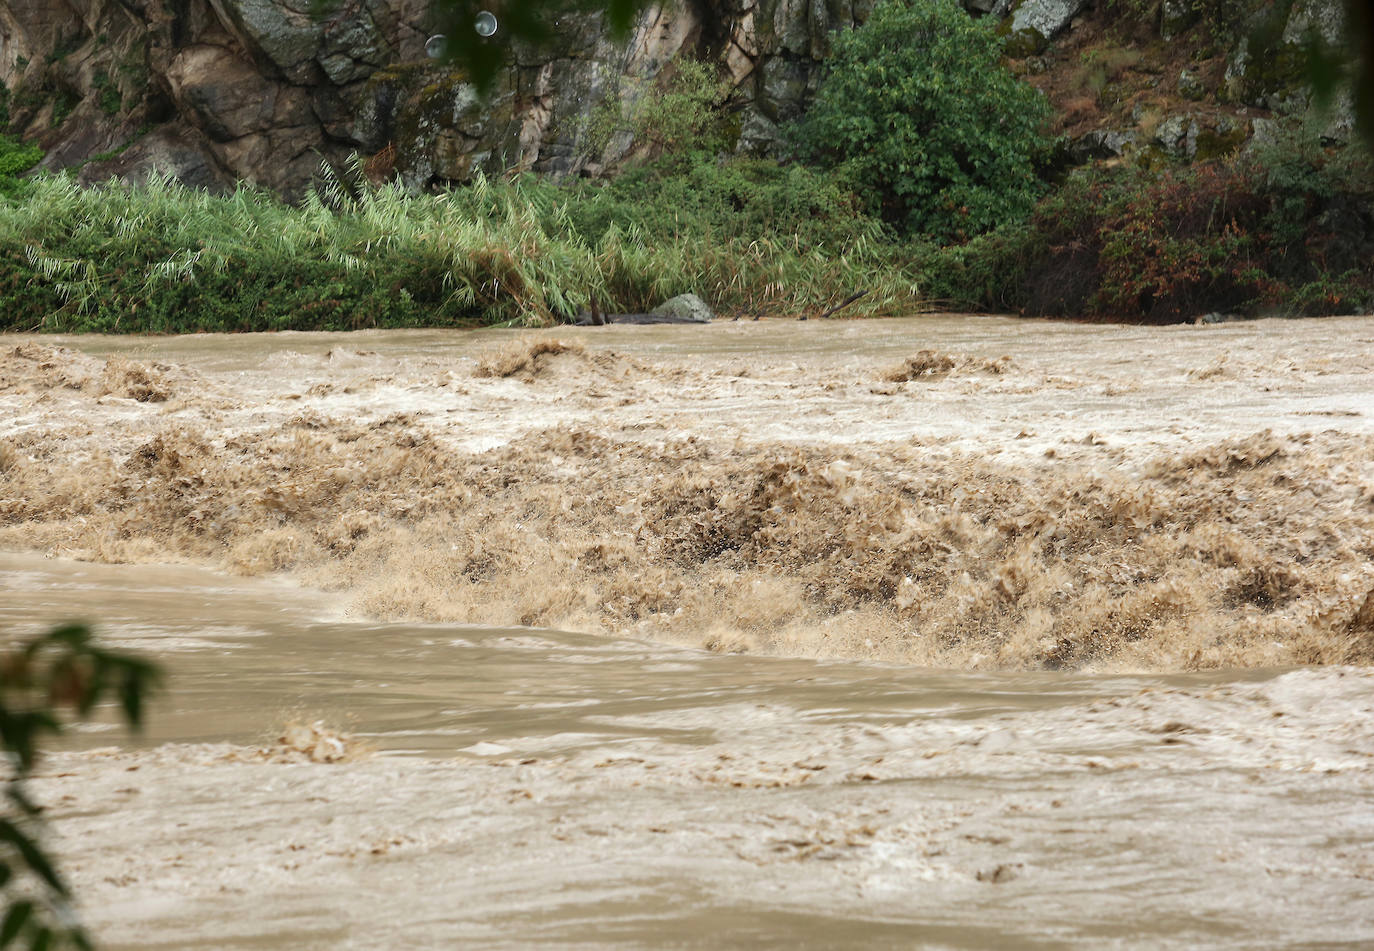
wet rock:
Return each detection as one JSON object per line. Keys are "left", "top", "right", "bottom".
{"left": 1153, "top": 114, "right": 1200, "bottom": 161}
{"left": 214, "top": 0, "right": 325, "bottom": 84}
{"left": 976, "top": 863, "right": 1022, "bottom": 883}
{"left": 1160, "top": 0, "right": 1200, "bottom": 40}
{"left": 1069, "top": 129, "right": 1137, "bottom": 163}
{"left": 655, "top": 293, "right": 715, "bottom": 323}
{"left": 1005, "top": 0, "right": 1089, "bottom": 54}
{"left": 756, "top": 55, "right": 816, "bottom": 124}
{"left": 166, "top": 45, "right": 314, "bottom": 143}
{"left": 76, "top": 124, "right": 234, "bottom": 193}
{"left": 1177, "top": 69, "right": 1206, "bottom": 101}
{"left": 737, "top": 108, "right": 785, "bottom": 156}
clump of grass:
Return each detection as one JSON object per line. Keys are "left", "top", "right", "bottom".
{"left": 0, "top": 158, "right": 920, "bottom": 333}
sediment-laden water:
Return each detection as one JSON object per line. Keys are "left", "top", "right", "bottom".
{"left": 6, "top": 554, "right": 1373, "bottom": 949}
{"left": 2, "top": 315, "right": 1373, "bottom": 946}
{"left": 4, "top": 315, "right": 1373, "bottom": 668}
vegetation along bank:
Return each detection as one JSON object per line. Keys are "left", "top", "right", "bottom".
{"left": 0, "top": 0, "right": 1370, "bottom": 332}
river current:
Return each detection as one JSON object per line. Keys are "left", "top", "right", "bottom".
{"left": 2, "top": 316, "right": 1373, "bottom": 946}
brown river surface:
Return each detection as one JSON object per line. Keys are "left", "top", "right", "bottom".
{"left": 3, "top": 315, "right": 1374, "bottom": 947}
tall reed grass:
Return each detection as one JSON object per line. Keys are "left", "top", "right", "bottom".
{"left": 0, "top": 159, "right": 921, "bottom": 333}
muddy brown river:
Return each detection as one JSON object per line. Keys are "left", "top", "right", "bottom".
{"left": 3, "top": 315, "right": 1374, "bottom": 947}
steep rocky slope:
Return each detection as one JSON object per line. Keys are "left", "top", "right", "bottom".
{"left": 0, "top": 0, "right": 1350, "bottom": 196}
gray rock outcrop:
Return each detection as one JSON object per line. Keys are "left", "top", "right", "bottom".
{"left": 1069, "top": 129, "right": 1137, "bottom": 163}
{"left": 1153, "top": 114, "right": 1199, "bottom": 161}
{"left": 0, "top": 0, "right": 1355, "bottom": 196}
{"left": 1005, "top": 0, "right": 1089, "bottom": 52}
{"left": 1221, "top": 0, "right": 1353, "bottom": 141}
{"left": 1, "top": 0, "right": 879, "bottom": 196}
{"left": 655, "top": 292, "right": 714, "bottom": 322}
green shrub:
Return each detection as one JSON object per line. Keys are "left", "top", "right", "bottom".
{"left": 555, "top": 157, "right": 889, "bottom": 252}
{"left": 0, "top": 136, "right": 40, "bottom": 178}
{"left": 792, "top": 0, "right": 1054, "bottom": 241}
{"left": 93, "top": 70, "right": 122, "bottom": 116}
{"left": 584, "top": 58, "right": 734, "bottom": 167}
{"left": 928, "top": 123, "right": 1374, "bottom": 321}
{"left": 0, "top": 135, "right": 40, "bottom": 196}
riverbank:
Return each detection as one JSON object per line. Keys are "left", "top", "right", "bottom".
{"left": 0, "top": 167, "right": 918, "bottom": 333}
{"left": 3, "top": 315, "right": 1372, "bottom": 671}
{"left": 1, "top": 124, "right": 1370, "bottom": 335}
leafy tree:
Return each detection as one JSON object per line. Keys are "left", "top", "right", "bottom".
{"left": 0, "top": 625, "right": 159, "bottom": 950}
{"left": 791, "top": 0, "right": 1053, "bottom": 241}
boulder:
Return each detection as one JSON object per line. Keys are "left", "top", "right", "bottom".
{"left": 655, "top": 293, "right": 715, "bottom": 323}
{"left": 1177, "top": 69, "right": 1206, "bottom": 101}
{"left": 76, "top": 124, "right": 234, "bottom": 192}
{"left": 1153, "top": 114, "right": 1199, "bottom": 161}
{"left": 1006, "top": 0, "right": 1089, "bottom": 53}
{"left": 1069, "top": 129, "right": 1137, "bottom": 163}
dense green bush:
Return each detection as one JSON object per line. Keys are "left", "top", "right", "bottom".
{"left": 0, "top": 135, "right": 41, "bottom": 196}
{"left": 554, "top": 157, "right": 890, "bottom": 252}
{"left": 926, "top": 123, "right": 1374, "bottom": 321}
{"left": 793, "top": 0, "right": 1054, "bottom": 241}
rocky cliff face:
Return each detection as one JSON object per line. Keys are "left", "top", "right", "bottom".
{"left": 0, "top": 0, "right": 1351, "bottom": 196}
{"left": 0, "top": 0, "right": 435, "bottom": 194}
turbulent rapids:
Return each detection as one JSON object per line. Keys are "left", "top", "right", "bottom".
{"left": 3, "top": 315, "right": 1374, "bottom": 671}
{"left": 5, "top": 315, "right": 1374, "bottom": 950}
